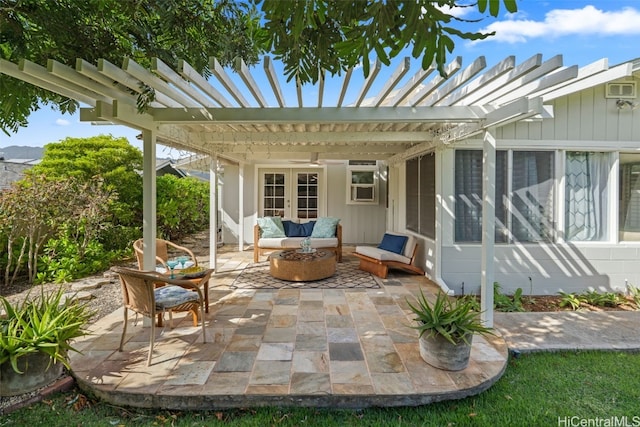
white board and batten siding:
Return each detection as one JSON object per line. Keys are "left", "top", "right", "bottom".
{"left": 438, "top": 77, "right": 640, "bottom": 295}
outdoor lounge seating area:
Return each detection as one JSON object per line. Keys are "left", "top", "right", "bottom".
{"left": 68, "top": 244, "right": 508, "bottom": 410}
{"left": 254, "top": 217, "right": 343, "bottom": 262}
{"left": 354, "top": 231, "right": 426, "bottom": 279}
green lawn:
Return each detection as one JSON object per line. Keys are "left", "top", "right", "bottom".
{"left": 4, "top": 351, "right": 639, "bottom": 426}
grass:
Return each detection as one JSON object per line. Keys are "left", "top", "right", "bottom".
{"left": 3, "top": 351, "right": 639, "bottom": 426}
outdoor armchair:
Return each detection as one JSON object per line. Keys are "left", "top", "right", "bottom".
{"left": 133, "top": 238, "right": 197, "bottom": 270}
{"left": 112, "top": 266, "right": 211, "bottom": 366}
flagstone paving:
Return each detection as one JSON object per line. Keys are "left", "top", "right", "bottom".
{"left": 68, "top": 247, "right": 509, "bottom": 410}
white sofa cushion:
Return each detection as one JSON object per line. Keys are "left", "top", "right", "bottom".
{"left": 258, "top": 237, "right": 338, "bottom": 249}
{"left": 354, "top": 245, "right": 411, "bottom": 264}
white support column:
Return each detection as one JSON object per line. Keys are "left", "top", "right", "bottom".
{"left": 481, "top": 129, "right": 496, "bottom": 327}
{"left": 142, "top": 130, "right": 157, "bottom": 270}
{"left": 238, "top": 162, "right": 245, "bottom": 251}
{"left": 209, "top": 156, "right": 218, "bottom": 271}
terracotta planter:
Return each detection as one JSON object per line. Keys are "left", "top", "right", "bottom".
{"left": 418, "top": 333, "right": 473, "bottom": 371}
{"left": 0, "top": 352, "right": 64, "bottom": 397}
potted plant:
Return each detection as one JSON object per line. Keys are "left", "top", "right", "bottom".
{"left": 407, "top": 290, "right": 493, "bottom": 371}
{"left": 0, "top": 287, "right": 94, "bottom": 396}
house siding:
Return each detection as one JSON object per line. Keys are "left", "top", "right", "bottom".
{"left": 435, "top": 78, "right": 640, "bottom": 295}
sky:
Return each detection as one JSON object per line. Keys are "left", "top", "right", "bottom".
{"left": 2, "top": 0, "right": 640, "bottom": 155}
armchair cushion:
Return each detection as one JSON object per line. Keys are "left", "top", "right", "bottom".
{"left": 310, "top": 217, "right": 340, "bottom": 238}
{"left": 257, "top": 216, "right": 286, "bottom": 238}
{"left": 378, "top": 233, "right": 408, "bottom": 255}
{"left": 154, "top": 285, "right": 199, "bottom": 309}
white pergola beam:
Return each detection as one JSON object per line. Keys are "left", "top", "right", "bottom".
{"left": 235, "top": 57, "right": 268, "bottom": 107}
{"left": 123, "top": 57, "right": 195, "bottom": 108}
{"left": 263, "top": 56, "right": 286, "bottom": 107}
{"left": 440, "top": 55, "right": 515, "bottom": 106}
{"left": 149, "top": 106, "right": 484, "bottom": 124}
{"left": 408, "top": 56, "right": 463, "bottom": 106}
{"left": 337, "top": 68, "right": 353, "bottom": 107}
{"left": 198, "top": 143, "right": 408, "bottom": 154}
{"left": 178, "top": 60, "right": 233, "bottom": 107}
{"left": 190, "top": 131, "right": 433, "bottom": 144}
{"left": 372, "top": 57, "right": 410, "bottom": 107}
{"left": 355, "top": 59, "right": 382, "bottom": 107}
{"left": 422, "top": 56, "right": 486, "bottom": 106}
{"left": 19, "top": 59, "right": 109, "bottom": 105}
{"left": 152, "top": 57, "right": 214, "bottom": 108}
{"left": 210, "top": 57, "right": 250, "bottom": 107}
{"left": 1, "top": 59, "right": 96, "bottom": 106}
{"left": 389, "top": 61, "right": 436, "bottom": 107}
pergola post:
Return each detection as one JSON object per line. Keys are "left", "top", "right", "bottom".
{"left": 209, "top": 156, "right": 218, "bottom": 271}
{"left": 142, "top": 129, "right": 157, "bottom": 271}
{"left": 238, "top": 162, "right": 245, "bottom": 251}
{"left": 480, "top": 128, "right": 496, "bottom": 327}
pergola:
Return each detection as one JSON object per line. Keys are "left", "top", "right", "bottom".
{"left": 2, "top": 52, "right": 601, "bottom": 325}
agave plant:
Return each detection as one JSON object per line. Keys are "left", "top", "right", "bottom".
{"left": 0, "top": 287, "right": 94, "bottom": 374}
{"left": 407, "top": 290, "right": 493, "bottom": 346}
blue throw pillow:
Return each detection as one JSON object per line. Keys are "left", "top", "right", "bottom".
{"left": 378, "top": 233, "right": 408, "bottom": 255}
{"left": 301, "top": 221, "right": 316, "bottom": 237}
{"left": 286, "top": 222, "right": 307, "bottom": 237}
{"left": 282, "top": 220, "right": 294, "bottom": 236}
{"left": 310, "top": 217, "right": 340, "bottom": 238}
{"left": 257, "top": 217, "right": 286, "bottom": 238}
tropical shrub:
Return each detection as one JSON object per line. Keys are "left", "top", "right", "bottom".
{"left": 493, "top": 282, "right": 525, "bottom": 312}
{"left": 156, "top": 174, "right": 210, "bottom": 240}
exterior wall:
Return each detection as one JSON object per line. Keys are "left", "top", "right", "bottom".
{"left": 237, "top": 163, "right": 387, "bottom": 246}
{"left": 327, "top": 163, "right": 387, "bottom": 245}
{"left": 437, "top": 78, "right": 640, "bottom": 295}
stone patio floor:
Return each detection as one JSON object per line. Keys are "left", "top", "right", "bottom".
{"left": 68, "top": 246, "right": 508, "bottom": 410}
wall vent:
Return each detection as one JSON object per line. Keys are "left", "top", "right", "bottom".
{"left": 606, "top": 82, "right": 636, "bottom": 99}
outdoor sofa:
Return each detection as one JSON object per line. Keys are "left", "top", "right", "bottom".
{"left": 254, "top": 216, "right": 342, "bottom": 262}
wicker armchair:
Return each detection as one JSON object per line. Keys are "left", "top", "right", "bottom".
{"left": 132, "top": 238, "right": 197, "bottom": 270}
{"left": 112, "top": 266, "right": 212, "bottom": 366}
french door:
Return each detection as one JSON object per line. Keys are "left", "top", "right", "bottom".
{"left": 259, "top": 168, "right": 322, "bottom": 219}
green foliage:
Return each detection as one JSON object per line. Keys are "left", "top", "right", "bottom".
{"left": 580, "top": 290, "right": 624, "bottom": 308}
{"left": 1, "top": 0, "right": 262, "bottom": 134}
{"left": 257, "top": 0, "right": 518, "bottom": 84}
{"left": 36, "top": 238, "right": 117, "bottom": 284}
{"left": 0, "top": 288, "right": 94, "bottom": 374}
{"left": 493, "top": 282, "right": 525, "bottom": 312}
{"left": 406, "top": 290, "right": 493, "bottom": 345}
{"left": 28, "top": 135, "right": 143, "bottom": 225}
{"left": 558, "top": 291, "right": 584, "bottom": 311}
{"left": 157, "top": 175, "right": 210, "bottom": 240}
{"left": 628, "top": 284, "right": 640, "bottom": 308}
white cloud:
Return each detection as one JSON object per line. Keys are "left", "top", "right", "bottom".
{"left": 478, "top": 5, "right": 640, "bottom": 44}
{"left": 55, "top": 118, "right": 71, "bottom": 126}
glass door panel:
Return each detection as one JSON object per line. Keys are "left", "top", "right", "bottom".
{"left": 295, "top": 172, "right": 319, "bottom": 219}
{"left": 262, "top": 172, "right": 288, "bottom": 217}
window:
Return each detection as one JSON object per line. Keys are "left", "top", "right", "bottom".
{"left": 455, "top": 150, "right": 508, "bottom": 242}
{"left": 296, "top": 172, "right": 318, "bottom": 219}
{"left": 619, "top": 154, "right": 640, "bottom": 240}
{"left": 455, "top": 150, "right": 553, "bottom": 243}
{"left": 347, "top": 166, "right": 378, "bottom": 204}
{"left": 565, "top": 152, "right": 609, "bottom": 241}
{"left": 405, "top": 154, "right": 435, "bottom": 238}
{"left": 511, "top": 151, "right": 555, "bottom": 242}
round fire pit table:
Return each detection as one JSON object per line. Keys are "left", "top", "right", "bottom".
{"left": 269, "top": 249, "right": 336, "bottom": 282}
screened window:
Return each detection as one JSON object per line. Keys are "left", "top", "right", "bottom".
{"left": 455, "top": 150, "right": 553, "bottom": 243}
{"left": 511, "top": 151, "right": 555, "bottom": 242}
{"left": 454, "top": 150, "right": 507, "bottom": 242}
{"left": 405, "top": 154, "right": 435, "bottom": 238}
{"left": 565, "top": 152, "right": 609, "bottom": 241}
{"left": 620, "top": 155, "right": 640, "bottom": 240}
